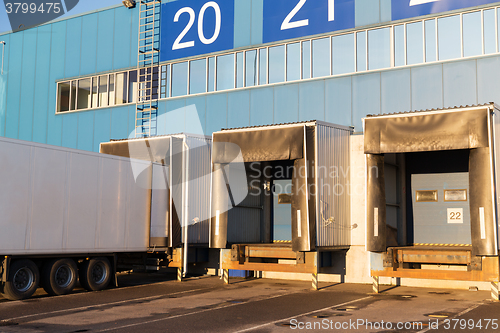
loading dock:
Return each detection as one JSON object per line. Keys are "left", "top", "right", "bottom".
{"left": 210, "top": 121, "right": 351, "bottom": 288}
{"left": 363, "top": 104, "right": 500, "bottom": 298}
{"left": 100, "top": 134, "right": 212, "bottom": 278}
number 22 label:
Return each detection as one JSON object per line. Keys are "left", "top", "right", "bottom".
{"left": 447, "top": 208, "right": 463, "bottom": 224}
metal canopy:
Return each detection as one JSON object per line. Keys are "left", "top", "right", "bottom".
{"left": 211, "top": 124, "right": 316, "bottom": 252}
{"left": 212, "top": 126, "right": 305, "bottom": 163}
{"left": 100, "top": 136, "right": 171, "bottom": 164}
{"left": 364, "top": 108, "right": 490, "bottom": 154}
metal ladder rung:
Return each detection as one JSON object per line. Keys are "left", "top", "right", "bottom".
{"left": 140, "top": 0, "right": 161, "bottom": 5}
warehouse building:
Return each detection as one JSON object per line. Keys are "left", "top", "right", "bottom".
{"left": 1, "top": 0, "right": 500, "bottom": 291}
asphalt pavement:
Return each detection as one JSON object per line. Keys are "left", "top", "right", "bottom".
{"left": 0, "top": 272, "right": 498, "bottom": 332}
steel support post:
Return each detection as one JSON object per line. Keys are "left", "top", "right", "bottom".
{"left": 491, "top": 281, "right": 499, "bottom": 301}
{"left": 373, "top": 276, "right": 380, "bottom": 293}
{"left": 312, "top": 273, "right": 319, "bottom": 290}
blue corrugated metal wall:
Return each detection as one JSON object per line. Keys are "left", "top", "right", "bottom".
{"left": 0, "top": 1, "right": 499, "bottom": 152}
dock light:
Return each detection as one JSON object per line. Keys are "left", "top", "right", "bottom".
{"left": 122, "top": 0, "right": 136, "bottom": 8}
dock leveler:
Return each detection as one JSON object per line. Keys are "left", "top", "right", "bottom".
{"left": 363, "top": 104, "right": 500, "bottom": 299}
{"left": 210, "top": 121, "right": 352, "bottom": 288}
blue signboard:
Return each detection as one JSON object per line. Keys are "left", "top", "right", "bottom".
{"left": 160, "top": 0, "right": 234, "bottom": 62}
{"left": 392, "top": 0, "right": 500, "bottom": 21}
{"left": 263, "top": 0, "right": 355, "bottom": 44}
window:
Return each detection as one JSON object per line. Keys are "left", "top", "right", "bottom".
{"left": 312, "top": 37, "right": 330, "bottom": 78}
{"left": 109, "top": 74, "right": 115, "bottom": 106}
{"left": 302, "top": 41, "right": 311, "bottom": 79}
{"left": 245, "top": 50, "right": 258, "bottom": 87}
{"left": 357, "top": 31, "right": 367, "bottom": 71}
{"left": 332, "top": 34, "right": 355, "bottom": 74}
{"left": 115, "top": 72, "right": 128, "bottom": 105}
{"left": 128, "top": 71, "right": 138, "bottom": 103}
{"left": 463, "top": 11, "right": 482, "bottom": 57}
{"left": 217, "top": 54, "right": 234, "bottom": 91}
{"left": 425, "top": 19, "right": 437, "bottom": 62}
{"left": 58, "top": 82, "right": 70, "bottom": 112}
{"left": 91, "top": 77, "right": 98, "bottom": 108}
{"left": 190, "top": 59, "right": 207, "bottom": 94}
{"left": 438, "top": 15, "right": 461, "bottom": 60}
{"left": 484, "top": 9, "right": 496, "bottom": 54}
{"left": 269, "top": 45, "right": 285, "bottom": 84}
{"left": 77, "top": 78, "right": 91, "bottom": 110}
{"left": 394, "top": 25, "right": 405, "bottom": 66}
{"left": 98, "top": 75, "right": 108, "bottom": 107}
{"left": 160, "top": 65, "right": 170, "bottom": 99}
{"left": 287, "top": 43, "right": 300, "bottom": 81}
{"left": 172, "top": 62, "right": 188, "bottom": 97}
{"left": 236, "top": 52, "right": 244, "bottom": 88}
{"left": 70, "top": 81, "right": 76, "bottom": 111}
{"left": 368, "top": 28, "right": 391, "bottom": 70}
{"left": 259, "top": 48, "right": 267, "bottom": 85}
{"left": 407, "top": 22, "right": 424, "bottom": 65}
{"left": 208, "top": 57, "right": 215, "bottom": 92}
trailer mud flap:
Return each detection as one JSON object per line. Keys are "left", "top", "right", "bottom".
{"left": 366, "top": 154, "right": 387, "bottom": 252}
{"left": 0, "top": 257, "right": 10, "bottom": 289}
{"left": 469, "top": 147, "right": 498, "bottom": 256}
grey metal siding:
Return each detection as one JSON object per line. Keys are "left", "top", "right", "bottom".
{"left": 184, "top": 134, "right": 212, "bottom": 244}
{"left": 315, "top": 123, "right": 351, "bottom": 247}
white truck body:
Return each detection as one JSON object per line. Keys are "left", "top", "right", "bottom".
{"left": 0, "top": 136, "right": 156, "bottom": 256}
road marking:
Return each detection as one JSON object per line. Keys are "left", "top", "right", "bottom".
{"left": 0, "top": 288, "right": 210, "bottom": 323}
{"left": 233, "top": 296, "right": 372, "bottom": 333}
{"left": 0, "top": 274, "right": 219, "bottom": 307}
{"left": 94, "top": 291, "right": 302, "bottom": 332}
{"left": 417, "top": 303, "right": 483, "bottom": 333}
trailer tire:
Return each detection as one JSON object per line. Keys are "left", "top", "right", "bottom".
{"left": 79, "top": 257, "right": 111, "bottom": 292}
{"left": 41, "top": 259, "right": 78, "bottom": 296}
{"left": 2, "top": 260, "right": 39, "bottom": 301}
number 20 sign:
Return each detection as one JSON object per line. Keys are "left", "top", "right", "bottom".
{"left": 161, "top": 0, "right": 234, "bottom": 62}
{"left": 263, "top": 0, "right": 355, "bottom": 44}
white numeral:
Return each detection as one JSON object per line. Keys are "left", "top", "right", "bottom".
{"left": 172, "top": 7, "right": 196, "bottom": 50}
{"left": 198, "top": 1, "right": 221, "bottom": 45}
{"left": 172, "top": 2, "right": 222, "bottom": 51}
{"left": 281, "top": 0, "right": 308, "bottom": 30}
{"left": 328, "top": 0, "right": 334, "bottom": 21}
{"left": 281, "top": 0, "right": 335, "bottom": 30}
{"left": 410, "top": 0, "right": 440, "bottom": 6}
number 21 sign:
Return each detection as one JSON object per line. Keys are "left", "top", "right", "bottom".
{"left": 263, "top": 0, "right": 355, "bottom": 44}
{"left": 161, "top": 0, "right": 234, "bottom": 62}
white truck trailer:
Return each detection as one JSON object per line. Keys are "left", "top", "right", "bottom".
{"left": 0, "top": 136, "right": 169, "bottom": 300}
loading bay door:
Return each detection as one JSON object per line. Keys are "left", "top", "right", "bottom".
{"left": 273, "top": 179, "right": 292, "bottom": 242}
{"left": 412, "top": 173, "right": 471, "bottom": 245}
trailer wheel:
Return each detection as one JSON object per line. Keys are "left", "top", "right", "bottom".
{"left": 79, "top": 257, "right": 111, "bottom": 292}
{"left": 2, "top": 260, "right": 39, "bottom": 301}
{"left": 41, "top": 259, "right": 78, "bottom": 296}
